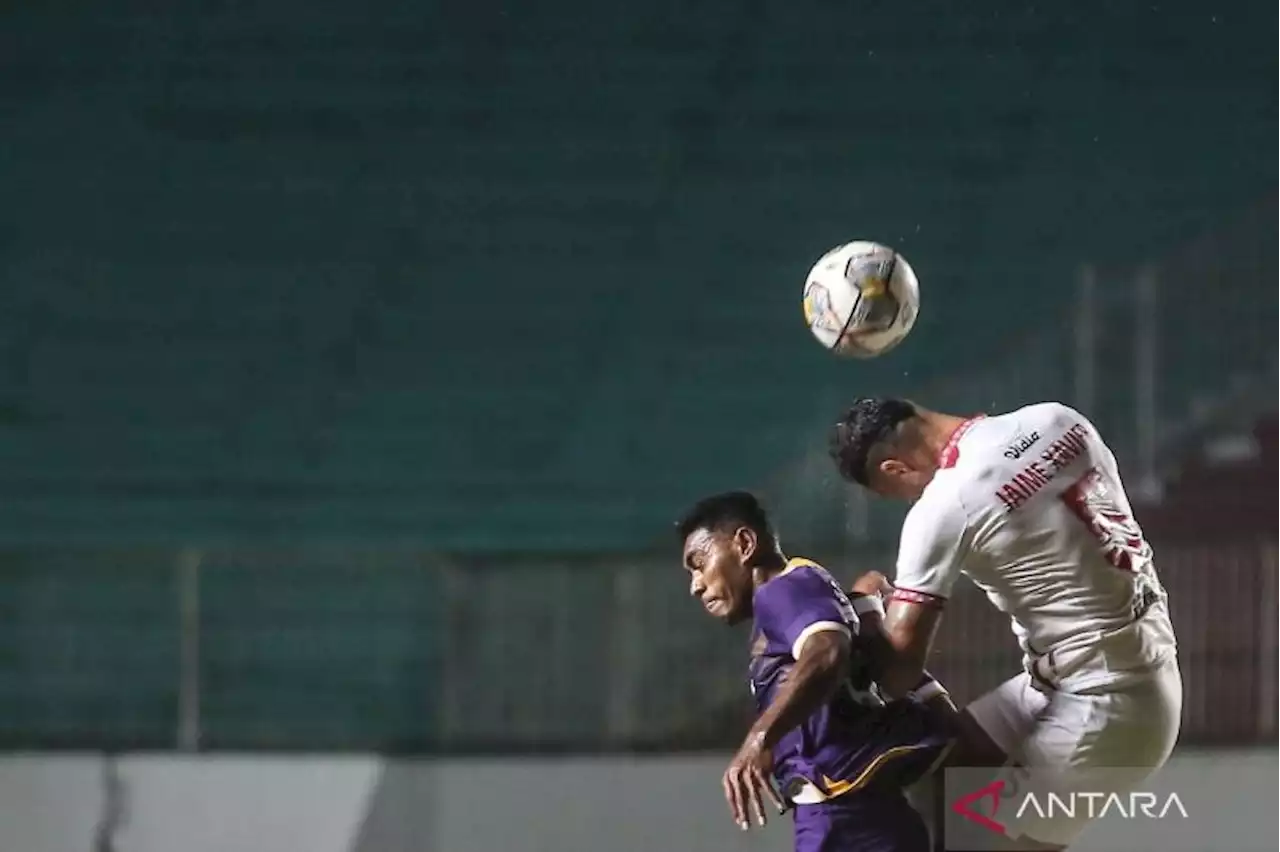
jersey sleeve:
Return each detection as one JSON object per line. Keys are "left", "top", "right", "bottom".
{"left": 893, "top": 486, "right": 968, "bottom": 605}
{"left": 754, "top": 568, "right": 856, "bottom": 660}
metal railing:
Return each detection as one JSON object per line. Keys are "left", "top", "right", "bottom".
{"left": 0, "top": 536, "right": 1274, "bottom": 753}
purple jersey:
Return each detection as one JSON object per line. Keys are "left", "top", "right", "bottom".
{"left": 750, "top": 558, "right": 950, "bottom": 804}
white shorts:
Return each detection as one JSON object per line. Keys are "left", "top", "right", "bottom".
{"left": 965, "top": 658, "right": 1183, "bottom": 847}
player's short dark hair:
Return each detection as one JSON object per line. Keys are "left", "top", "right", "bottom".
{"left": 676, "top": 490, "right": 778, "bottom": 549}
{"left": 829, "top": 397, "right": 919, "bottom": 486}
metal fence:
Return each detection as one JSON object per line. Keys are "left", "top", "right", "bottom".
{"left": 1, "top": 536, "right": 1274, "bottom": 753}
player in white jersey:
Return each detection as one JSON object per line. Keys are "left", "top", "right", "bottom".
{"left": 827, "top": 398, "right": 1181, "bottom": 850}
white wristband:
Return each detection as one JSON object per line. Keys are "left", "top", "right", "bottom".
{"left": 909, "top": 679, "right": 948, "bottom": 704}
{"left": 852, "top": 595, "right": 885, "bottom": 618}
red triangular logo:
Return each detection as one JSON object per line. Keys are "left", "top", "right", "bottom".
{"left": 952, "top": 779, "right": 1007, "bottom": 835}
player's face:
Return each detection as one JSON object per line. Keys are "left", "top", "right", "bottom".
{"left": 870, "top": 447, "right": 937, "bottom": 501}
{"left": 682, "top": 527, "right": 757, "bottom": 625}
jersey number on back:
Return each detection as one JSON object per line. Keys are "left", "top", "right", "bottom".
{"left": 812, "top": 565, "right": 858, "bottom": 627}
{"left": 1060, "top": 467, "right": 1150, "bottom": 572}
{"left": 809, "top": 566, "right": 879, "bottom": 705}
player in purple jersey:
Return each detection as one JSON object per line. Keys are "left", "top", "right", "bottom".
{"left": 677, "top": 491, "right": 959, "bottom": 852}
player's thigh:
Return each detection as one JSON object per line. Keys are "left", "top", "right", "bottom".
{"left": 1028, "top": 661, "right": 1183, "bottom": 772}
{"left": 959, "top": 672, "right": 1049, "bottom": 765}
{"left": 1012, "top": 662, "right": 1183, "bottom": 848}
{"left": 1079, "top": 659, "right": 1182, "bottom": 769}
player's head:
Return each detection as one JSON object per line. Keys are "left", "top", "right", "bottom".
{"left": 677, "top": 490, "right": 784, "bottom": 625}
{"left": 829, "top": 397, "right": 939, "bottom": 500}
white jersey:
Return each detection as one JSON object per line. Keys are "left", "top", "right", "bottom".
{"left": 893, "top": 402, "right": 1177, "bottom": 692}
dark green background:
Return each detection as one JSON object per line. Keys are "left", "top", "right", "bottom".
{"left": 0, "top": 0, "right": 1275, "bottom": 751}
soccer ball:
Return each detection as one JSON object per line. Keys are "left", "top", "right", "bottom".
{"left": 801, "top": 241, "right": 920, "bottom": 359}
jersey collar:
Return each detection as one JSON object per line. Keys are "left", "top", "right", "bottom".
{"left": 938, "top": 415, "right": 986, "bottom": 469}
{"left": 782, "top": 557, "right": 819, "bottom": 575}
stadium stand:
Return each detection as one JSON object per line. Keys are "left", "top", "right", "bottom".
{"left": 0, "top": 0, "right": 1274, "bottom": 752}
{"left": 1, "top": 0, "right": 1274, "bottom": 550}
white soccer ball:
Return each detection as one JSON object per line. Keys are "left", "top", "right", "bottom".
{"left": 801, "top": 241, "right": 920, "bottom": 359}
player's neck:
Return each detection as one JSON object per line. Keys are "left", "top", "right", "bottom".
{"left": 751, "top": 554, "right": 788, "bottom": 587}
{"left": 920, "top": 412, "right": 971, "bottom": 459}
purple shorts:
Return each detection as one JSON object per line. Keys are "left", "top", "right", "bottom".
{"left": 793, "top": 790, "right": 931, "bottom": 852}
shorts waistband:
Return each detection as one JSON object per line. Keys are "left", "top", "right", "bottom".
{"left": 1028, "top": 590, "right": 1168, "bottom": 691}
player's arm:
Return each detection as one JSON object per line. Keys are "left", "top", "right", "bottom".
{"left": 722, "top": 578, "right": 854, "bottom": 829}
{"left": 853, "top": 491, "right": 967, "bottom": 698}
{"left": 748, "top": 628, "right": 852, "bottom": 750}
{"left": 852, "top": 591, "right": 958, "bottom": 718}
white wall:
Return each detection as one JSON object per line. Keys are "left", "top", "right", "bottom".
{"left": 0, "top": 749, "right": 1274, "bottom": 852}
{"left": 0, "top": 754, "right": 790, "bottom": 852}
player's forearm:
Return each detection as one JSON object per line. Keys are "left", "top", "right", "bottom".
{"left": 867, "top": 631, "right": 953, "bottom": 707}
{"left": 881, "top": 608, "right": 935, "bottom": 697}
{"left": 871, "top": 648, "right": 928, "bottom": 697}
{"left": 852, "top": 598, "right": 929, "bottom": 697}
{"left": 750, "top": 635, "right": 849, "bottom": 750}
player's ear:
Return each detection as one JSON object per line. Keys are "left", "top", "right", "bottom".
{"left": 878, "top": 457, "right": 911, "bottom": 479}
{"left": 733, "top": 526, "right": 758, "bottom": 562}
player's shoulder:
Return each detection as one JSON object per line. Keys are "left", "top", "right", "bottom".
{"left": 906, "top": 474, "right": 970, "bottom": 534}
{"left": 993, "top": 401, "right": 1093, "bottom": 433}
{"left": 754, "top": 558, "right": 842, "bottom": 605}
{"left": 955, "top": 402, "right": 1093, "bottom": 465}
{"left": 774, "top": 557, "right": 840, "bottom": 590}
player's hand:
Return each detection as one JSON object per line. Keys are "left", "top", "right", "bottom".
{"left": 850, "top": 570, "right": 893, "bottom": 599}
{"left": 722, "top": 731, "right": 785, "bottom": 830}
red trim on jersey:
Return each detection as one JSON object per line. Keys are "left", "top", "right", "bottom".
{"left": 937, "top": 415, "right": 987, "bottom": 469}
{"left": 891, "top": 587, "right": 948, "bottom": 608}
